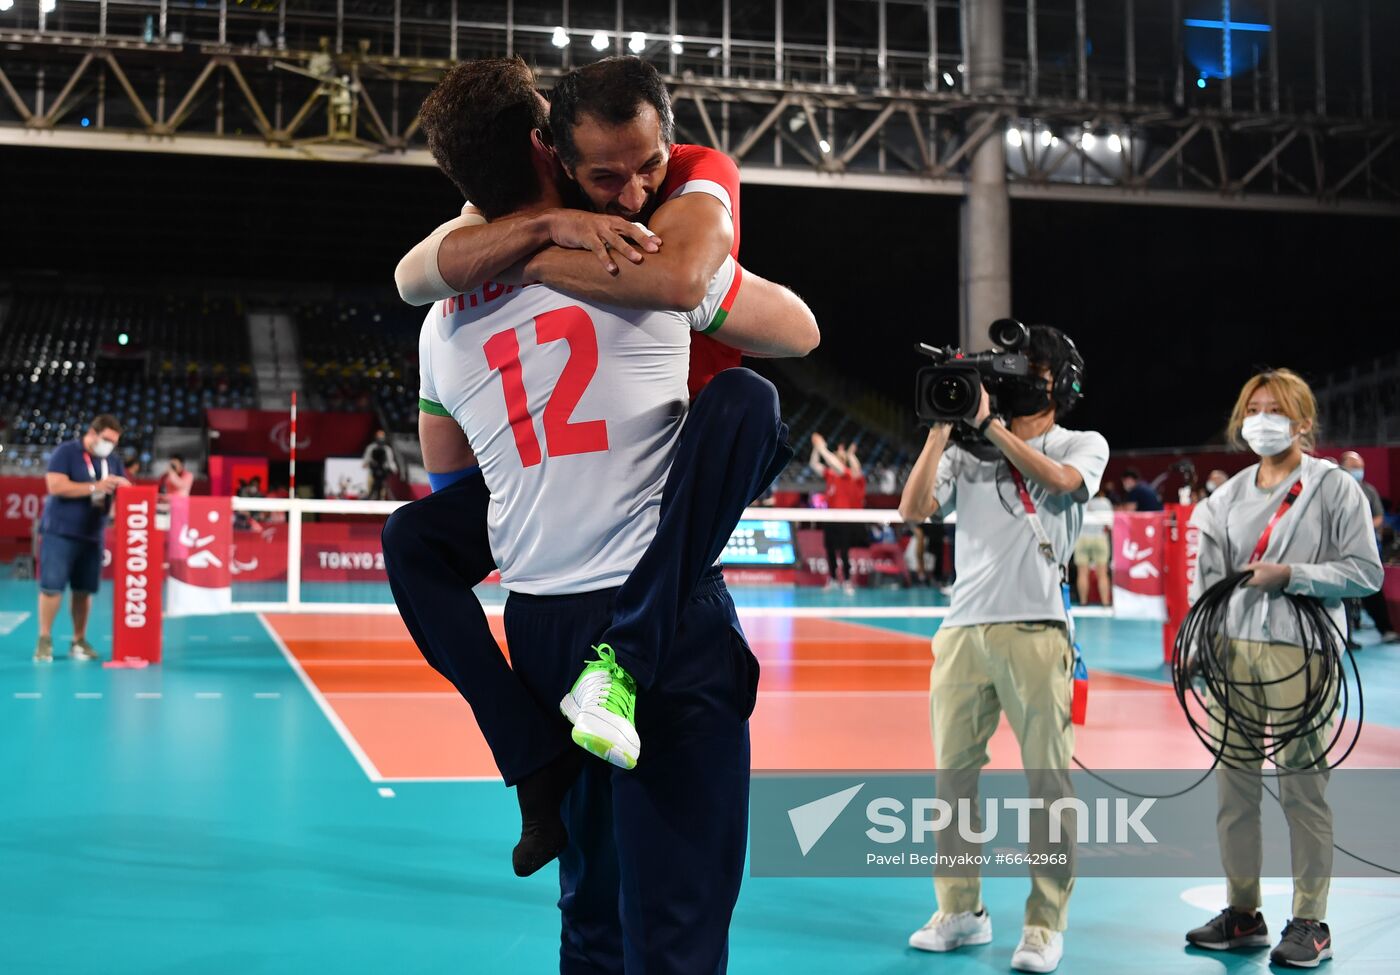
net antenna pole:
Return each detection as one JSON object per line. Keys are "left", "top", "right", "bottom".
{"left": 289, "top": 390, "right": 298, "bottom": 496}
{"left": 287, "top": 390, "right": 301, "bottom": 609}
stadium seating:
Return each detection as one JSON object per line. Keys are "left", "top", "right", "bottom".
{"left": 0, "top": 288, "right": 253, "bottom": 472}
{"left": 0, "top": 284, "right": 911, "bottom": 495}
{"left": 296, "top": 300, "right": 421, "bottom": 433}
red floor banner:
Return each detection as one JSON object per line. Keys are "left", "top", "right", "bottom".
{"left": 112, "top": 485, "right": 163, "bottom": 664}
{"left": 1111, "top": 512, "right": 1168, "bottom": 620}
{"left": 1162, "top": 503, "right": 1200, "bottom": 662}
{"left": 167, "top": 496, "right": 234, "bottom": 617}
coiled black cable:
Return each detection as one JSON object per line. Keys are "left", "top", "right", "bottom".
{"left": 1174, "top": 571, "right": 1358, "bottom": 772}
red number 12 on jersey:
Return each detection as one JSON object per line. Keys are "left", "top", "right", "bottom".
{"left": 483, "top": 307, "right": 610, "bottom": 468}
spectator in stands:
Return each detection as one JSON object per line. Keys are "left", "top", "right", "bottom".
{"left": 1120, "top": 467, "right": 1163, "bottom": 512}
{"left": 810, "top": 433, "right": 866, "bottom": 593}
{"left": 362, "top": 429, "right": 399, "bottom": 501}
{"left": 34, "top": 414, "right": 130, "bottom": 663}
{"left": 878, "top": 464, "right": 898, "bottom": 496}
{"left": 1205, "top": 469, "right": 1230, "bottom": 496}
{"left": 1075, "top": 486, "right": 1114, "bottom": 606}
{"left": 162, "top": 455, "right": 194, "bottom": 497}
{"left": 1340, "top": 451, "right": 1398, "bottom": 644}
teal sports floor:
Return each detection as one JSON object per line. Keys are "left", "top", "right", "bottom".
{"left": 3, "top": 579, "right": 1398, "bottom": 974}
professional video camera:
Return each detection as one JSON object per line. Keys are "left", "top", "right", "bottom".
{"left": 915, "top": 319, "right": 1038, "bottom": 426}
{"left": 915, "top": 319, "right": 1080, "bottom": 461}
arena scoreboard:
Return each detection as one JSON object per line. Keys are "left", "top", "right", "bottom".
{"left": 722, "top": 520, "right": 797, "bottom": 566}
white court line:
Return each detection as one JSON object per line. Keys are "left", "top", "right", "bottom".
{"left": 13, "top": 692, "right": 41, "bottom": 699}
{"left": 759, "top": 659, "right": 929, "bottom": 667}
{"left": 376, "top": 776, "right": 502, "bottom": 783}
{"left": 256, "top": 613, "right": 385, "bottom": 783}
{"left": 377, "top": 787, "right": 396, "bottom": 798}
{"left": 758, "top": 689, "right": 929, "bottom": 697}
{"left": 74, "top": 692, "right": 103, "bottom": 700}
{"left": 135, "top": 692, "right": 162, "bottom": 699}
{"left": 326, "top": 692, "right": 459, "bottom": 699}
{"left": 300, "top": 659, "right": 432, "bottom": 667}
{"left": 253, "top": 692, "right": 282, "bottom": 699}
{"left": 195, "top": 692, "right": 223, "bottom": 700}
{"left": 0, "top": 611, "right": 32, "bottom": 636}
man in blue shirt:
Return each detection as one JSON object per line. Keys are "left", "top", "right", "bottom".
{"left": 1120, "top": 467, "right": 1164, "bottom": 512}
{"left": 35, "top": 414, "right": 130, "bottom": 662}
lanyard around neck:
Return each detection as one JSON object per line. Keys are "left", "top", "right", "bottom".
{"left": 82, "top": 451, "right": 107, "bottom": 483}
{"left": 1249, "top": 478, "right": 1303, "bottom": 563}
{"left": 1008, "top": 466, "right": 1056, "bottom": 565}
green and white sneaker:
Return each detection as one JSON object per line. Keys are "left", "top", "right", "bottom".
{"left": 559, "top": 644, "right": 640, "bottom": 770}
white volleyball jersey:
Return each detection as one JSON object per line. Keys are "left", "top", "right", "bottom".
{"left": 419, "top": 259, "right": 742, "bottom": 595}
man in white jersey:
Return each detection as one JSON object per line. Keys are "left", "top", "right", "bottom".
{"left": 899, "top": 326, "right": 1109, "bottom": 974}
{"left": 383, "top": 58, "right": 817, "bottom": 973}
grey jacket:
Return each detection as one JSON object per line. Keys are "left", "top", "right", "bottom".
{"left": 1189, "top": 453, "right": 1384, "bottom": 645}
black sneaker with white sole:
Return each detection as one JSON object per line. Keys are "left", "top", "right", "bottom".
{"left": 1270, "top": 919, "right": 1333, "bottom": 968}
{"left": 1185, "top": 908, "right": 1270, "bottom": 950}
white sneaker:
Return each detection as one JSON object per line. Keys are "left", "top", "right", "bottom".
{"left": 558, "top": 645, "right": 640, "bottom": 770}
{"left": 1011, "top": 926, "right": 1064, "bottom": 973}
{"left": 908, "top": 909, "right": 992, "bottom": 952}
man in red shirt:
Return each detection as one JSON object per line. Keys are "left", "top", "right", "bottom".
{"left": 161, "top": 455, "right": 194, "bottom": 497}
{"left": 810, "top": 433, "right": 869, "bottom": 592}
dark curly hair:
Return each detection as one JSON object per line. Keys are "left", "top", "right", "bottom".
{"left": 550, "top": 56, "right": 675, "bottom": 171}
{"left": 417, "top": 57, "right": 550, "bottom": 219}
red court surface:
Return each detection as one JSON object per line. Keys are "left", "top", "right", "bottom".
{"left": 262, "top": 612, "right": 1400, "bottom": 781}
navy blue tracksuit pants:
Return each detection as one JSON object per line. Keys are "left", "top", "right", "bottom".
{"left": 507, "top": 570, "right": 758, "bottom": 974}
{"left": 382, "top": 367, "right": 789, "bottom": 785}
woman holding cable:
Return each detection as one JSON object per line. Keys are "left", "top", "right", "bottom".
{"left": 1183, "top": 368, "right": 1383, "bottom": 968}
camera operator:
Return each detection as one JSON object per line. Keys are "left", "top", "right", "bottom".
{"left": 34, "top": 414, "right": 131, "bottom": 663}
{"left": 362, "top": 429, "right": 398, "bottom": 501}
{"left": 899, "top": 326, "right": 1108, "bottom": 974}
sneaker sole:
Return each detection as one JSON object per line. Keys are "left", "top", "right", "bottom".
{"left": 560, "top": 696, "right": 641, "bottom": 768}
{"left": 1188, "top": 935, "right": 1271, "bottom": 951}
{"left": 573, "top": 729, "right": 637, "bottom": 770}
{"left": 1011, "top": 951, "right": 1062, "bottom": 974}
{"left": 1272, "top": 948, "right": 1333, "bottom": 968}
{"left": 908, "top": 929, "right": 992, "bottom": 952}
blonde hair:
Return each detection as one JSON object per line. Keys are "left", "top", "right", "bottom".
{"left": 1226, "top": 368, "right": 1319, "bottom": 451}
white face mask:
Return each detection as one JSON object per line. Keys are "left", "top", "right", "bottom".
{"left": 90, "top": 438, "right": 116, "bottom": 459}
{"left": 1241, "top": 413, "right": 1295, "bottom": 458}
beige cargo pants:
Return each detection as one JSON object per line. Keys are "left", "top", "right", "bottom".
{"left": 929, "top": 621, "right": 1077, "bottom": 932}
